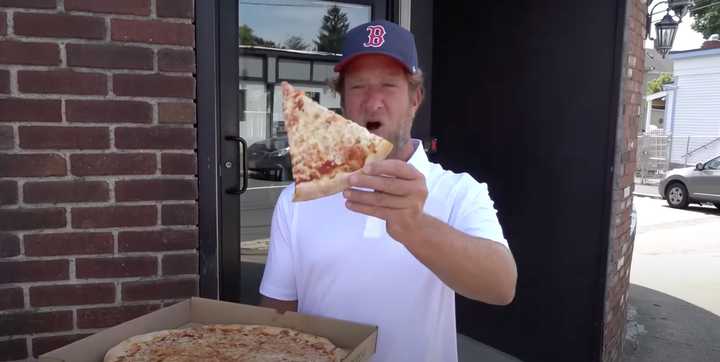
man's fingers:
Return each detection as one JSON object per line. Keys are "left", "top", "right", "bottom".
{"left": 363, "top": 160, "right": 423, "bottom": 180}
{"left": 345, "top": 200, "right": 388, "bottom": 220}
{"left": 343, "top": 189, "right": 410, "bottom": 209}
{"left": 348, "top": 173, "right": 413, "bottom": 196}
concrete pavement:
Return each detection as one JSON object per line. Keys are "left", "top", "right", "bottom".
{"left": 623, "top": 197, "right": 720, "bottom": 361}
{"left": 634, "top": 178, "right": 661, "bottom": 199}
{"left": 623, "top": 285, "right": 720, "bottom": 362}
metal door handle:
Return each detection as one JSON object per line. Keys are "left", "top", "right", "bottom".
{"left": 225, "top": 136, "right": 248, "bottom": 195}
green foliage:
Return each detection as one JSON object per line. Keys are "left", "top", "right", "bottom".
{"left": 690, "top": 0, "right": 720, "bottom": 39}
{"left": 239, "top": 24, "right": 277, "bottom": 48}
{"left": 647, "top": 73, "right": 674, "bottom": 94}
{"left": 315, "top": 6, "right": 350, "bottom": 53}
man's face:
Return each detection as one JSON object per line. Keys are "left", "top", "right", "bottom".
{"left": 342, "top": 54, "right": 421, "bottom": 157}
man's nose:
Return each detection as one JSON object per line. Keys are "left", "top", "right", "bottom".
{"left": 364, "top": 87, "right": 384, "bottom": 112}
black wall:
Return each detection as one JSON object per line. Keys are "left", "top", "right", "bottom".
{"left": 430, "top": 1, "right": 627, "bottom": 361}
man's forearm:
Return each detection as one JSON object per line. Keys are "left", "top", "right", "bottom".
{"left": 402, "top": 214, "right": 517, "bottom": 305}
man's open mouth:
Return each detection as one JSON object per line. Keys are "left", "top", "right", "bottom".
{"left": 366, "top": 121, "right": 382, "bottom": 131}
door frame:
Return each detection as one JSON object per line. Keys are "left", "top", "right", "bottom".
{"left": 196, "top": 0, "right": 403, "bottom": 300}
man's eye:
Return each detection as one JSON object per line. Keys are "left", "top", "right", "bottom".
{"left": 382, "top": 83, "right": 398, "bottom": 88}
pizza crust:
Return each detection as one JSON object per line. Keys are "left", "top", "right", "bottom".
{"left": 103, "top": 324, "right": 348, "bottom": 362}
{"left": 104, "top": 330, "right": 172, "bottom": 362}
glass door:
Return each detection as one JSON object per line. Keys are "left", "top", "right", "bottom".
{"left": 218, "top": 0, "right": 388, "bottom": 304}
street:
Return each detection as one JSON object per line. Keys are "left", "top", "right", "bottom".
{"left": 623, "top": 196, "right": 720, "bottom": 361}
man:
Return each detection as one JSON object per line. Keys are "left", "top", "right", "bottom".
{"left": 260, "top": 20, "right": 517, "bottom": 361}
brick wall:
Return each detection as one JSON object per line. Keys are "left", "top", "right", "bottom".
{"left": 0, "top": 0, "right": 197, "bottom": 360}
{"left": 602, "top": 0, "right": 644, "bottom": 360}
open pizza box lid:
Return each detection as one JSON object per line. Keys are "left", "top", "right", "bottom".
{"left": 39, "top": 297, "right": 378, "bottom": 362}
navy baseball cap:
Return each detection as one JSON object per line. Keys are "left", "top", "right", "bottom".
{"left": 334, "top": 20, "right": 418, "bottom": 74}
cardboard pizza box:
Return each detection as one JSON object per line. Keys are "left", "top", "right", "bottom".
{"left": 39, "top": 297, "right": 377, "bottom": 362}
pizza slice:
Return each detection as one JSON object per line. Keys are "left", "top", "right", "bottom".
{"left": 282, "top": 82, "right": 393, "bottom": 202}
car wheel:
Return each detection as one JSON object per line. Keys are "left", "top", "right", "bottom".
{"left": 665, "top": 182, "right": 689, "bottom": 209}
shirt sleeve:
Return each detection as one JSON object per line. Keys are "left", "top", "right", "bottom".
{"left": 449, "top": 175, "right": 508, "bottom": 248}
{"left": 259, "top": 187, "right": 298, "bottom": 301}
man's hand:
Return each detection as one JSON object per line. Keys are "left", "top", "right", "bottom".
{"left": 344, "top": 159, "right": 428, "bottom": 244}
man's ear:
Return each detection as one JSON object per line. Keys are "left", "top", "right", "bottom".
{"left": 410, "top": 85, "right": 423, "bottom": 113}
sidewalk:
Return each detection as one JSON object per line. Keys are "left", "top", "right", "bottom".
{"left": 623, "top": 284, "right": 720, "bottom": 362}
{"left": 634, "top": 178, "right": 662, "bottom": 199}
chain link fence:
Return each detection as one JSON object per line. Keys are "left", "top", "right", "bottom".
{"left": 636, "top": 130, "right": 720, "bottom": 184}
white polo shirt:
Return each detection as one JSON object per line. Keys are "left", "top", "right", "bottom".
{"left": 260, "top": 139, "right": 508, "bottom": 362}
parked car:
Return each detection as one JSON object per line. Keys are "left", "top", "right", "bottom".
{"left": 658, "top": 155, "right": 720, "bottom": 209}
{"left": 247, "top": 137, "right": 292, "bottom": 181}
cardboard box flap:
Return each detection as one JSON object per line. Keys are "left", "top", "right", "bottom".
{"left": 41, "top": 300, "right": 193, "bottom": 362}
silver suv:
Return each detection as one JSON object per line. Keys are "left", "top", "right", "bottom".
{"left": 659, "top": 155, "right": 720, "bottom": 209}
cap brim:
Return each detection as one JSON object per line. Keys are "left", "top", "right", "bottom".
{"left": 334, "top": 50, "right": 415, "bottom": 74}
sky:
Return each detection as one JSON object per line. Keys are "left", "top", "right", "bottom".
{"left": 238, "top": 0, "right": 371, "bottom": 49}
{"left": 645, "top": 14, "right": 707, "bottom": 51}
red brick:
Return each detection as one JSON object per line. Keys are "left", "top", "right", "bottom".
{"left": 162, "top": 203, "right": 198, "bottom": 226}
{"left": 0, "top": 69, "right": 8, "bottom": 93}
{"left": 24, "top": 232, "right": 113, "bottom": 256}
{"left": 67, "top": 43, "right": 153, "bottom": 70}
{"left": 23, "top": 181, "right": 109, "bottom": 204}
{"left": 116, "top": 179, "right": 197, "bottom": 201}
{"left": 116, "top": 127, "right": 196, "bottom": 150}
{"left": 65, "top": 0, "right": 151, "bottom": 15}
{"left": 0, "top": 98, "right": 62, "bottom": 122}
{"left": 32, "top": 334, "right": 92, "bottom": 358}
{"left": 114, "top": 74, "right": 195, "bottom": 98}
{"left": 70, "top": 153, "right": 156, "bottom": 176}
{"left": 119, "top": 229, "right": 198, "bottom": 252}
{"left": 0, "top": 311, "right": 73, "bottom": 336}
{"left": 0, "top": 154, "right": 66, "bottom": 177}
{"left": 19, "top": 70, "right": 107, "bottom": 95}
{"left": 0, "top": 12, "right": 5, "bottom": 36}
{"left": 14, "top": 12, "right": 105, "bottom": 39}
{"left": 112, "top": 19, "right": 194, "bottom": 46}
{"left": 0, "top": 40, "right": 60, "bottom": 65}
{"left": 162, "top": 253, "right": 197, "bottom": 275}
{"left": 0, "top": 233, "right": 21, "bottom": 257}
{"left": 0, "top": 125, "right": 12, "bottom": 149}
{"left": 76, "top": 256, "right": 157, "bottom": 279}
{"left": 0, "top": 260, "right": 68, "bottom": 283}
{"left": 0, "top": 208, "right": 66, "bottom": 231}
{"left": 0, "top": 339, "right": 27, "bottom": 361}
{"left": 157, "top": 0, "right": 194, "bottom": 19}
{"left": 67, "top": 100, "right": 152, "bottom": 123}
{"left": 77, "top": 304, "right": 160, "bottom": 329}
{"left": 161, "top": 153, "right": 197, "bottom": 175}
{"left": 159, "top": 102, "right": 196, "bottom": 124}
{"left": 0, "top": 0, "right": 55, "bottom": 9}
{"left": 19, "top": 126, "right": 109, "bottom": 149}
{"left": 122, "top": 278, "right": 197, "bottom": 301}
{"left": 0, "top": 287, "right": 23, "bottom": 310}
{"left": 30, "top": 283, "right": 115, "bottom": 307}
{"left": 72, "top": 205, "right": 157, "bottom": 229}
{"left": 158, "top": 48, "right": 195, "bottom": 73}
{"left": 0, "top": 180, "right": 17, "bottom": 205}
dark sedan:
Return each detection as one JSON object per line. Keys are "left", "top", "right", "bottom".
{"left": 247, "top": 137, "right": 292, "bottom": 181}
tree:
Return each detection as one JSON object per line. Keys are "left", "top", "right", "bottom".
{"left": 314, "top": 6, "right": 350, "bottom": 53}
{"left": 690, "top": 0, "right": 720, "bottom": 39}
{"left": 647, "top": 72, "right": 673, "bottom": 94}
{"left": 284, "top": 36, "right": 310, "bottom": 51}
{"left": 238, "top": 24, "right": 277, "bottom": 48}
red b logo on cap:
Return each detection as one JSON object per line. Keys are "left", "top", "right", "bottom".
{"left": 364, "top": 25, "right": 386, "bottom": 48}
